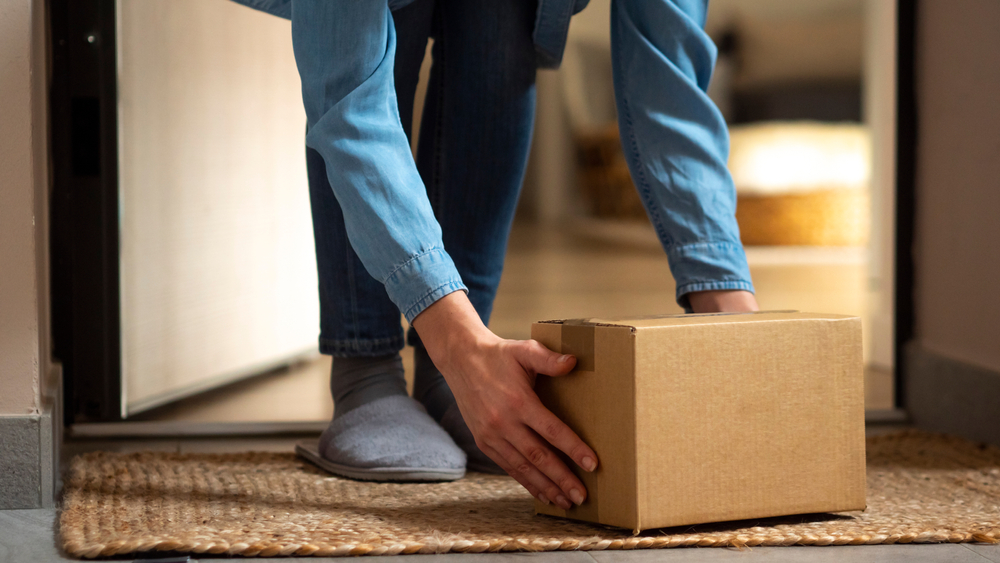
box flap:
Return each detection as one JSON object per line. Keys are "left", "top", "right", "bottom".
{"left": 538, "top": 310, "right": 820, "bottom": 330}
{"left": 531, "top": 321, "right": 640, "bottom": 530}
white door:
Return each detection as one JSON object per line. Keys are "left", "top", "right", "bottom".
{"left": 117, "top": 0, "right": 320, "bottom": 415}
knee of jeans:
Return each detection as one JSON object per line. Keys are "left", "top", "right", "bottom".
{"left": 388, "top": 0, "right": 420, "bottom": 12}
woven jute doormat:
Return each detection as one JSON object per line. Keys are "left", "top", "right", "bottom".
{"left": 60, "top": 430, "right": 1000, "bottom": 558}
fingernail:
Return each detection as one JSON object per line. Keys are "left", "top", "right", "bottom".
{"left": 556, "top": 495, "right": 571, "bottom": 509}
{"left": 582, "top": 456, "right": 597, "bottom": 472}
{"left": 569, "top": 489, "right": 585, "bottom": 506}
{"left": 538, "top": 494, "right": 550, "bottom": 505}
{"left": 558, "top": 354, "right": 572, "bottom": 363}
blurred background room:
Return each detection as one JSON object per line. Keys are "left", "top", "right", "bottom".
{"left": 504, "top": 0, "right": 897, "bottom": 409}
{"left": 84, "top": 0, "right": 897, "bottom": 429}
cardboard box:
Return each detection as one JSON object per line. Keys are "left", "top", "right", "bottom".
{"left": 531, "top": 311, "right": 866, "bottom": 532}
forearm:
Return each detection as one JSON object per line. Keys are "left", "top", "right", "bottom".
{"left": 688, "top": 289, "right": 758, "bottom": 313}
{"left": 611, "top": 0, "right": 754, "bottom": 309}
{"left": 410, "top": 291, "right": 497, "bottom": 376}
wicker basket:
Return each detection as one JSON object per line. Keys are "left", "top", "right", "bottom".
{"left": 736, "top": 189, "right": 869, "bottom": 246}
{"left": 574, "top": 126, "right": 870, "bottom": 246}
{"left": 575, "top": 125, "right": 647, "bottom": 220}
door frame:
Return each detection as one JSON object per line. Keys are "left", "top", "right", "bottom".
{"left": 893, "top": 0, "right": 918, "bottom": 411}
{"left": 50, "top": 0, "right": 123, "bottom": 424}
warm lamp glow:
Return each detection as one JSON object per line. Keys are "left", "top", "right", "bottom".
{"left": 728, "top": 122, "right": 871, "bottom": 195}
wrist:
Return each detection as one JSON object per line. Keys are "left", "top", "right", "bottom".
{"left": 687, "top": 289, "right": 759, "bottom": 314}
{"left": 411, "top": 290, "right": 497, "bottom": 373}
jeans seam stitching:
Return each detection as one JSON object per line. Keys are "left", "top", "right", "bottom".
{"left": 433, "top": 63, "right": 443, "bottom": 213}
{"left": 430, "top": 8, "right": 446, "bottom": 217}
{"left": 345, "top": 237, "right": 362, "bottom": 351}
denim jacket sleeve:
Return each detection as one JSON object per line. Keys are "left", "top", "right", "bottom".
{"left": 533, "top": 0, "right": 591, "bottom": 68}
{"left": 611, "top": 0, "right": 755, "bottom": 310}
{"left": 291, "top": 1, "right": 466, "bottom": 322}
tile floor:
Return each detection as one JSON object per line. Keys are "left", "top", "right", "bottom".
{"left": 132, "top": 220, "right": 893, "bottom": 425}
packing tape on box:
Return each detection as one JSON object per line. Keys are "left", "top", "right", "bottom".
{"left": 557, "top": 320, "right": 600, "bottom": 521}
{"left": 560, "top": 320, "right": 596, "bottom": 372}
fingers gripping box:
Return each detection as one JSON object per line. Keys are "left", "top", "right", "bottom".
{"left": 531, "top": 311, "right": 866, "bottom": 532}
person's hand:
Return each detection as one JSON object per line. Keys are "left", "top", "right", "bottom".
{"left": 411, "top": 291, "right": 598, "bottom": 510}
{"left": 687, "top": 289, "right": 759, "bottom": 313}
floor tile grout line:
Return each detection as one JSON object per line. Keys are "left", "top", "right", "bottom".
{"left": 961, "top": 543, "right": 999, "bottom": 562}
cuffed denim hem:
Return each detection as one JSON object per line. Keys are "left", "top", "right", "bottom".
{"left": 403, "top": 283, "right": 468, "bottom": 324}
{"left": 319, "top": 335, "right": 406, "bottom": 358}
{"left": 665, "top": 241, "right": 755, "bottom": 312}
{"left": 382, "top": 247, "right": 468, "bottom": 323}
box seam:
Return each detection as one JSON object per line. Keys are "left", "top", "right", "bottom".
{"left": 631, "top": 327, "right": 641, "bottom": 532}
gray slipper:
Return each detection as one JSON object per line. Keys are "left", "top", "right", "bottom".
{"left": 296, "top": 395, "right": 466, "bottom": 482}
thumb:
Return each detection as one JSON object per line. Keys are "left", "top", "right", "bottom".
{"left": 519, "top": 340, "right": 577, "bottom": 377}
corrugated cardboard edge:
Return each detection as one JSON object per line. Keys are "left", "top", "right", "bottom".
{"left": 630, "top": 329, "right": 641, "bottom": 535}
{"left": 535, "top": 311, "right": 800, "bottom": 330}
{"left": 531, "top": 322, "right": 640, "bottom": 530}
{"left": 535, "top": 313, "right": 866, "bottom": 533}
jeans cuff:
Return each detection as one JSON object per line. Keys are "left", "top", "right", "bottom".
{"left": 319, "top": 334, "right": 405, "bottom": 358}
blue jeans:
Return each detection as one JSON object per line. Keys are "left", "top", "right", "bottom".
{"left": 307, "top": 0, "right": 538, "bottom": 357}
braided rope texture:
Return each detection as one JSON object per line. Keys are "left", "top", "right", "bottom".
{"left": 60, "top": 431, "right": 1000, "bottom": 558}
